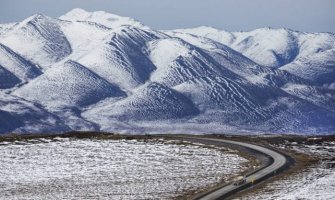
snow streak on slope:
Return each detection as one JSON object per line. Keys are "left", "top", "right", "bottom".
{"left": 0, "top": 8, "right": 334, "bottom": 134}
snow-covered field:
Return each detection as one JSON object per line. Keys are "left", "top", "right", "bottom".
{"left": 242, "top": 140, "right": 335, "bottom": 200}
{"left": 0, "top": 138, "right": 248, "bottom": 199}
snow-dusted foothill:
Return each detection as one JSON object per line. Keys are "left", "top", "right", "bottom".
{"left": 13, "top": 60, "right": 125, "bottom": 110}
{"left": 0, "top": 8, "right": 334, "bottom": 134}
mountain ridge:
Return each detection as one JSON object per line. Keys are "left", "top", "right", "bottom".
{"left": 0, "top": 8, "right": 334, "bottom": 135}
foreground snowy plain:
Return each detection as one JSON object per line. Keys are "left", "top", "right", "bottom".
{"left": 0, "top": 138, "right": 248, "bottom": 199}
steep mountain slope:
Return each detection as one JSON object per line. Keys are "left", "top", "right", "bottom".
{"left": 172, "top": 27, "right": 335, "bottom": 85}
{"left": 12, "top": 60, "right": 125, "bottom": 109}
{"left": 146, "top": 36, "right": 269, "bottom": 124}
{"left": 0, "top": 14, "right": 72, "bottom": 68}
{"left": 0, "top": 9, "right": 334, "bottom": 135}
{"left": 78, "top": 26, "right": 160, "bottom": 91}
{"left": 0, "top": 92, "right": 69, "bottom": 133}
{"left": 259, "top": 96, "right": 335, "bottom": 134}
{"left": 83, "top": 82, "right": 199, "bottom": 126}
{"left": 148, "top": 38, "right": 239, "bottom": 87}
{"left": 170, "top": 27, "right": 299, "bottom": 68}
{"left": 165, "top": 31, "right": 306, "bottom": 87}
{"left": 0, "top": 43, "right": 42, "bottom": 83}
{"left": 281, "top": 48, "right": 335, "bottom": 86}
{"left": 0, "top": 23, "right": 16, "bottom": 36}
{"left": 0, "top": 65, "right": 21, "bottom": 89}
{"left": 282, "top": 83, "right": 335, "bottom": 113}
{"left": 58, "top": 19, "right": 111, "bottom": 59}
{"left": 173, "top": 76, "right": 268, "bottom": 122}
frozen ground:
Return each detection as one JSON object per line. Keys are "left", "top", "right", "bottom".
{"left": 241, "top": 140, "right": 335, "bottom": 200}
{"left": 0, "top": 138, "right": 248, "bottom": 200}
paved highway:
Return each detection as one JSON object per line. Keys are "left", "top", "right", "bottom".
{"left": 180, "top": 137, "right": 288, "bottom": 200}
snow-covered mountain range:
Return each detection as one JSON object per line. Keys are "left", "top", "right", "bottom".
{"left": 0, "top": 8, "right": 334, "bottom": 134}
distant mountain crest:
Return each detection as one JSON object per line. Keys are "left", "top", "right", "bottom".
{"left": 172, "top": 26, "right": 335, "bottom": 85}
{"left": 60, "top": 8, "right": 146, "bottom": 29}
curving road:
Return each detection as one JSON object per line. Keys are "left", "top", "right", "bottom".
{"left": 178, "top": 137, "right": 288, "bottom": 200}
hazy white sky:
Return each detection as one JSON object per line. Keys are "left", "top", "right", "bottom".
{"left": 0, "top": 0, "right": 334, "bottom": 33}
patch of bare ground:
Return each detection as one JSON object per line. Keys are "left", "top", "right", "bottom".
{"left": 0, "top": 131, "right": 156, "bottom": 143}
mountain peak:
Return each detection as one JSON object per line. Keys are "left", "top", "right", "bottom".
{"left": 59, "top": 8, "right": 144, "bottom": 29}
{"left": 60, "top": 8, "right": 117, "bottom": 20}
{"left": 21, "top": 13, "right": 50, "bottom": 25}
{"left": 193, "top": 26, "right": 220, "bottom": 32}
{"left": 64, "top": 8, "right": 89, "bottom": 17}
